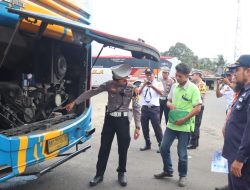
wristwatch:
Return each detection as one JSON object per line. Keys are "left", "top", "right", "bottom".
{"left": 135, "top": 126, "right": 140, "bottom": 130}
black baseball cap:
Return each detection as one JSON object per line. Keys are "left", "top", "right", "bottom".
{"left": 228, "top": 55, "right": 250, "bottom": 69}
{"left": 144, "top": 68, "right": 153, "bottom": 75}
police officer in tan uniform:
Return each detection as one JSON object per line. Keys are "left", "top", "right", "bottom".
{"left": 159, "top": 66, "right": 174, "bottom": 125}
{"left": 65, "top": 64, "right": 140, "bottom": 187}
{"left": 188, "top": 70, "right": 206, "bottom": 149}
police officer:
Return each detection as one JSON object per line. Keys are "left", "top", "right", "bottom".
{"left": 222, "top": 55, "right": 250, "bottom": 190}
{"left": 188, "top": 70, "right": 206, "bottom": 149}
{"left": 159, "top": 66, "right": 174, "bottom": 125}
{"left": 65, "top": 64, "right": 141, "bottom": 187}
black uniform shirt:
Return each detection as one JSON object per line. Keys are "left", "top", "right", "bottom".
{"left": 223, "top": 84, "right": 250, "bottom": 163}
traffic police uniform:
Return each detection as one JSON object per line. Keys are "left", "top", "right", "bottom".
{"left": 189, "top": 70, "right": 206, "bottom": 148}
{"left": 222, "top": 55, "right": 250, "bottom": 190}
{"left": 74, "top": 64, "right": 141, "bottom": 186}
{"left": 159, "top": 66, "right": 174, "bottom": 125}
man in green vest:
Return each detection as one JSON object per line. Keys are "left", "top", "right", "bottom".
{"left": 154, "top": 63, "right": 202, "bottom": 187}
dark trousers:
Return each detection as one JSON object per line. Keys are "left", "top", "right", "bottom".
{"left": 159, "top": 99, "right": 170, "bottom": 125}
{"left": 96, "top": 115, "right": 131, "bottom": 176}
{"left": 228, "top": 159, "right": 250, "bottom": 190}
{"left": 189, "top": 105, "right": 204, "bottom": 146}
{"left": 141, "top": 105, "right": 163, "bottom": 146}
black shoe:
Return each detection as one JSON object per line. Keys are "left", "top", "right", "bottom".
{"left": 89, "top": 175, "right": 103, "bottom": 186}
{"left": 140, "top": 145, "right": 151, "bottom": 151}
{"left": 187, "top": 144, "right": 197, "bottom": 149}
{"left": 118, "top": 172, "right": 127, "bottom": 186}
{"left": 215, "top": 185, "right": 228, "bottom": 190}
{"left": 154, "top": 171, "right": 173, "bottom": 179}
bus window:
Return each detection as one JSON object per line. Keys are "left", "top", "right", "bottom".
{"left": 92, "top": 56, "right": 180, "bottom": 87}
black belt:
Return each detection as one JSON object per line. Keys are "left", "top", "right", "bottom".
{"left": 143, "top": 105, "right": 158, "bottom": 108}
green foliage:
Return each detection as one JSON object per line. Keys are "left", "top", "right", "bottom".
{"left": 161, "top": 42, "right": 196, "bottom": 67}
{"left": 161, "top": 42, "right": 227, "bottom": 72}
{"left": 198, "top": 55, "right": 227, "bottom": 72}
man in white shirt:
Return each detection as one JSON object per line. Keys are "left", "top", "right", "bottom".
{"left": 216, "top": 73, "right": 234, "bottom": 113}
{"left": 139, "top": 68, "right": 163, "bottom": 152}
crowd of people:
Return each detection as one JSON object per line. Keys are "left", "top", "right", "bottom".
{"left": 65, "top": 55, "right": 250, "bottom": 190}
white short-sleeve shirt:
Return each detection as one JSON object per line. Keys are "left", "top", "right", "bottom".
{"left": 220, "top": 85, "right": 234, "bottom": 108}
{"left": 140, "top": 80, "right": 162, "bottom": 106}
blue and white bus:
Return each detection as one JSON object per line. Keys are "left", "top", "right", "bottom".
{"left": 0, "top": 0, "right": 160, "bottom": 182}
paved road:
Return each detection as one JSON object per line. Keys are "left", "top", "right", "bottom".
{"left": 1, "top": 91, "right": 228, "bottom": 190}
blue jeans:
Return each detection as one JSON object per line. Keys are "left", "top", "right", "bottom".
{"left": 160, "top": 128, "right": 189, "bottom": 177}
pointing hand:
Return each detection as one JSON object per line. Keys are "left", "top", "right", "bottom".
{"left": 64, "top": 101, "right": 76, "bottom": 112}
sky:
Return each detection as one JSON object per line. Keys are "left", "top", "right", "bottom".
{"left": 86, "top": 0, "right": 250, "bottom": 63}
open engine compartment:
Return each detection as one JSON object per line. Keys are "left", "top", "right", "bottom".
{"left": 0, "top": 36, "right": 89, "bottom": 136}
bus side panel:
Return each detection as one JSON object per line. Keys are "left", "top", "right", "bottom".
{"left": 0, "top": 135, "right": 12, "bottom": 181}
{"left": 0, "top": 107, "right": 92, "bottom": 182}
{"left": 91, "top": 68, "right": 112, "bottom": 88}
{"left": 23, "top": 0, "right": 89, "bottom": 24}
{"left": 129, "top": 67, "right": 147, "bottom": 83}
{"left": 0, "top": 2, "right": 20, "bottom": 28}
{"left": 0, "top": 2, "right": 74, "bottom": 42}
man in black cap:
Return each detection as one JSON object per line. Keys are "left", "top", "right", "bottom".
{"left": 222, "top": 55, "right": 250, "bottom": 190}
{"left": 215, "top": 71, "right": 243, "bottom": 190}
{"left": 139, "top": 68, "right": 163, "bottom": 152}
{"left": 65, "top": 64, "right": 141, "bottom": 187}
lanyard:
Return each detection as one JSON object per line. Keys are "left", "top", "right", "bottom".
{"left": 144, "top": 87, "right": 152, "bottom": 103}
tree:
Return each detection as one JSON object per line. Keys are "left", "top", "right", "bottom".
{"left": 198, "top": 58, "right": 214, "bottom": 70}
{"left": 213, "top": 54, "right": 227, "bottom": 73}
{"left": 216, "top": 54, "right": 227, "bottom": 68}
{"left": 161, "top": 42, "right": 197, "bottom": 68}
{"left": 197, "top": 55, "right": 227, "bottom": 72}
{"left": 161, "top": 43, "right": 227, "bottom": 72}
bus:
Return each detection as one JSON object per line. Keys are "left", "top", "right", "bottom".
{"left": 92, "top": 55, "right": 180, "bottom": 87}
{"left": 0, "top": 0, "right": 160, "bottom": 182}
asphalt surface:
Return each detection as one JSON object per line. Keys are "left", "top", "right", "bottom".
{"left": 1, "top": 91, "right": 228, "bottom": 190}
